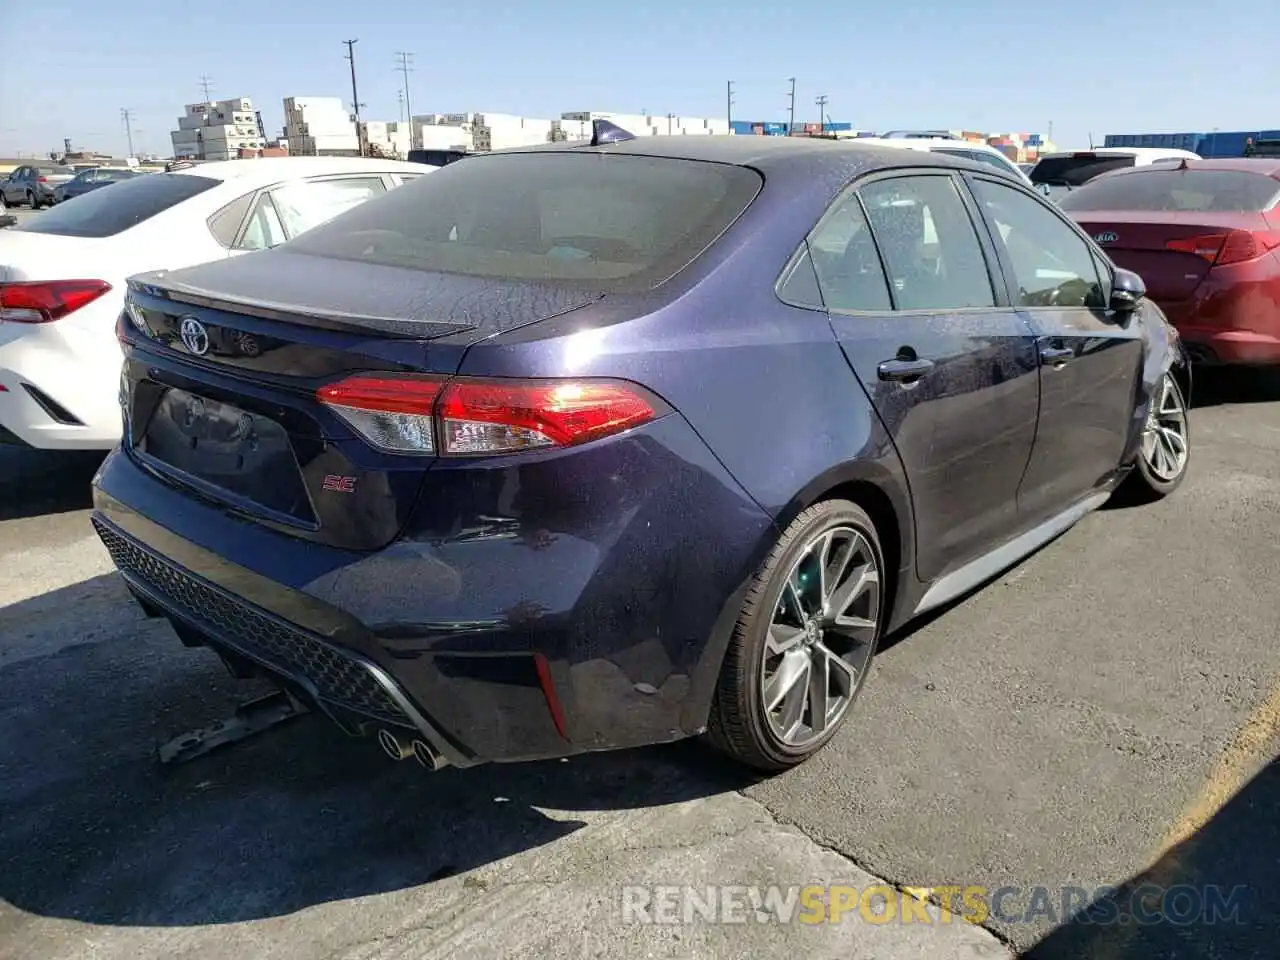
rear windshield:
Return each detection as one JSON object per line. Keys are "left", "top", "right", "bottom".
{"left": 1059, "top": 169, "right": 1280, "bottom": 213}
{"left": 284, "top": 152, "right": 764, "bottom": 291}
{"left": 15, "top": 173, "right": 220, "bottom": 238}
{"left": 38, "top": 166, "right": 75, "bottom": 176}
{"left": 1030, "top": 154, "right": 1135, "bottom": 187}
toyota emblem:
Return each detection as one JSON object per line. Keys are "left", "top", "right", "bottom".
{"left": 179, "top": 316, "right": 210, "bottom": 356}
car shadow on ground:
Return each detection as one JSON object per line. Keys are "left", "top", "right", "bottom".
{"left": 1189, "top": 367, "right": 1280, "bottom": 410}
{"left": 1025, "top": 755, "right": 1280, "bottom": 959}
{"left": 0, "top": 447, "right": 105, "bottom": 521}
{"left": 0, "top": 574, "right": 762, "bottom": 929}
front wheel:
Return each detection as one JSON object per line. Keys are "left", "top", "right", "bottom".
{"left": 1122, "top": 372, "right": 1190, "bottom": 503}
{"left": 706, "top": 499, "right": 886, "bottom": 772}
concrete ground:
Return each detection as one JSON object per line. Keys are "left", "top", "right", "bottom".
{"left": 1, "top": 371, "right": 1279, "bottom": 959}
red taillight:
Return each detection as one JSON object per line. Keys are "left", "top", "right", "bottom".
{"left": 37, "top": 176, "right": 48, "bottom": 183}
{"left": 0, "top": 280, "right": 112, "bottom": 324}
{"left": 1165, "top": 230, "right": 1280, "bottom": 267}
{"left": 315, "top": 374, "right": 661, "bottom": 456}
{"left": 437, "top": 378, "right": 658, "bottom": 454}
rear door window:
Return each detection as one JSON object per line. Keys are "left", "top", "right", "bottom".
{"left": 1058, "top": 169, "right": 1280, "bottom": 213}
{"left": 936, "top": 148, "right": 1020, "bottom": 177}
{"left": 269, "top": 176, "right": 387, "bottom": 238}
{"left": 858, "top": 174, "right": 996, "bottom": 311}
{"left": 13, "top": 173, "right": 221, "bottom": 238}
{"left": 238, "top": 193, "right": 288, "bottom": 250}
{"left": 805, "top": 195, "right": 892, "bottom": 312}
{"left": 284, "top": 152, "right": 764, "bottom": 292}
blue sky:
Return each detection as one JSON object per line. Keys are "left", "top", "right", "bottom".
{"left": 3, "top": 1, "right": 1277, "bottom": 157}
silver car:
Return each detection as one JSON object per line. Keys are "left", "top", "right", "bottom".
{"left": 0, "top": 164, "right": 76, "bottom": 209}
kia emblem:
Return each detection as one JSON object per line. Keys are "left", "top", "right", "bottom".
{"left": 179, "top": 316, "right": 210, "bottom": 356}
{"left": 1095, "top": 231, "right": 1118, "bottom": 244}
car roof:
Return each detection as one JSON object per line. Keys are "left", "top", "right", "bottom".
{"left": 480, "top": 134, "right": 969, "bottom": 176}
{"left": 1039, "top": 147, "right": 1200, "bottom": 160}
{"left": 858, "top": 137, "right": 1008, "bottom": 155}
{"left": 1093, "top": 157, "right": 1280, "bottom": 179}
{"left": 166, "top": 156, "right": 426, "bottom": 188}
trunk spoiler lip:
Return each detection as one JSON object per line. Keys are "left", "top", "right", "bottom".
{"left": 126, "top": 271, "right": 482, "bottom": 341}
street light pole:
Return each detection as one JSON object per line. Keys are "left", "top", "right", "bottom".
{"left": 727, "top": 80, "right": 734, "bottom": 129}
{"left": 787, "top": 77, "right": 796, "bottom": 135}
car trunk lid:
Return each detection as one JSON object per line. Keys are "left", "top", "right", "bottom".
{"left": 1071, "top": 212, "right": 1270, "bottom": 301}
{"left": 121, "top": 251, "right": 607, "bottom": 551}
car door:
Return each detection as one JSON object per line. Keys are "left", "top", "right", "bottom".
{"left": 4, "top": 168, "right": 28, "bottom": 203}
{"left": 793, "top": 171, "right": 1042, "bottom": 583}
{"left": 964, "top": 174, "right": 1143, "bottom": 524}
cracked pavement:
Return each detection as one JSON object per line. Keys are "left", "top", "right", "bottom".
{"left": 2, "top": 370, "right": 1280, "bottom": 958}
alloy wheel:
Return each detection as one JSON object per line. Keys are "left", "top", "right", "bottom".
{"left": 760, "top": 525, "right": 881, "bottom": 748}
{"left": 1141, "top": 375, "right": 1188, "bottom": 483}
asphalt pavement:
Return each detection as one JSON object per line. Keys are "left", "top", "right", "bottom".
{"left": 2, "top": 371, "right": 1279, "bottom": 959}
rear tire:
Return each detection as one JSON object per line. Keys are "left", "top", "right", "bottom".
{"left": 706, "top": 499, "right": 886, "bottom": 772}
{"left": 1120, "top": 371, "right": 1190, "bottom": 504}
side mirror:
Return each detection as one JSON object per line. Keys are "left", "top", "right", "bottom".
{"left": 1110, "top": 268, "right": 1146, "bottom": 312}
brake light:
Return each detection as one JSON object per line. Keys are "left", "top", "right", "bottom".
{"left": 315, "top": 374, "right": 662, "bottom": 456}
{"left": 1165, "top": 230, "right": 1280, "bottom": 267}
{"left": 37, "top": 176, "right": 48, "bottom": 183}
{"left": 0, "top": 280, "right": 112, "bottom": 323}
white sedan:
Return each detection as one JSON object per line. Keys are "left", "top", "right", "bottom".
{"left": 0, "top": 156, "right": 431, "bottom": 450}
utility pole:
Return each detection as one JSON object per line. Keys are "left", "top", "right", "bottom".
{"left": 199, "top": 74, "right": 215, "bottom": 104}
{"left": 1047, "top": 119, "right": 1053, "bottom": 143}
{"left": 666, "top": 112, "right": 675, "bottom": 135}
{"left": 787, "top": 78, "right": 796, "bottom": 135}
{"left": 726, "top": 80, "right": 735, "bottom": 129}
{"left": 397, "top": 89, "right": 405, "bottom": 123}
{"left": 120, "top": 108, "right": 136, "bottom": 158}
{"left": 343, "top": 39, "right": 362, "bottom": 126}
{"left": 815, "top": 94, "right": 829, "bottom": 130}
{"left": 394, "top": 51, "right": 414, "bottom": 126}
{"left": 343, "top": 39, "right": 364, "bottom": 155}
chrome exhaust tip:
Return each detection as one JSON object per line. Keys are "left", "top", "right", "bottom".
{"left": 411, "top": 738, "right": 444, "bottom": 771}
{"left": 378, "top": 728, "right": 414, "bottom": 761}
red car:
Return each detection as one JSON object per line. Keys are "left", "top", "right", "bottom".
{"left": 1059, "top": 158, "right": 1280, "bottom": 366}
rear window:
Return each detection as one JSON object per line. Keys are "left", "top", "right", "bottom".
{"left": 284, "top": 152, "right": 763, "bottom": 291}
{"left": 15, "top": 173, "right": 220, "bottom": 238}
{"left": 37, "top": 166, "right": 75, "bottom": 176}
{"left": 1030, "top": 154, "right": 1135, "bottom": 187}
{"left": 1059, "top": 169, "right": 1280, "bottom": 213}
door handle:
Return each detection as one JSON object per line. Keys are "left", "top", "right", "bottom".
{"left": 1040, "top": 345, "right": 1074, "bottom": 367}
{"left": 877, "top": 357, "right": 936, "bottom": 382}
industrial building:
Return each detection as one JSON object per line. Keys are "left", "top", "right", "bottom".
{"left": 283, "top": 97, "right": 360, "bottom": 156}
{"left": 1104, "top": 128, "right": 1280, "bottom": 158}
{"left": 170, "top": 97, "right": 268, "bottom": 161}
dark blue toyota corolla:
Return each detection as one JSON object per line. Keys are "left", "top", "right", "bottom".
{"left": 92, "top": 132, "right": 1190, "bottom": 773}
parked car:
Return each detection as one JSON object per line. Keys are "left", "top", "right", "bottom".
{"left": 52, "top": 166, "right": 143, "bottom": 203}
{"left": 0, "top": 164, "right": 76, "bottom": 209}
{"left": 839, "top": 135, "right": 1033, "bottom": 184}
{"left": 0, "top": 156, "right": 430, "bottom": 449}
{"left": 1029, "top": 148, "right": 1201, "bottom": 203}
{"left": 1060, "top": 157, "right": 1280, "bottom": 367}
{"left": 91, "top": 133, "right": 1189, "bottom": 775}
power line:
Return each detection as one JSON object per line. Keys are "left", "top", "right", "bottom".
{"left": 815, "top": 94, "right": 829, "bottom": 129}
{"left": 787, "top": 78, "right": 796, "bottom": 135}
{"left": 394, "top": 51, "right": 414, "bottom": 128}
{"left": 199, "top": 74, "right": 215, "bottom": 104}
{"left": 120, "top": 108, "right": 136, "bottom": 157}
